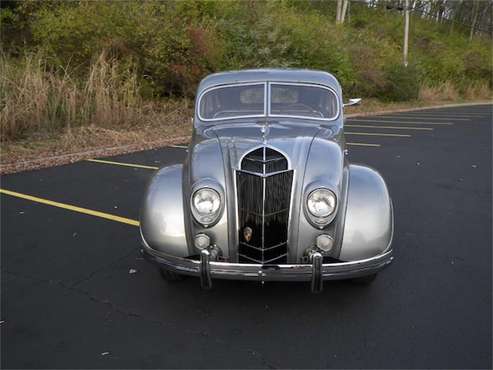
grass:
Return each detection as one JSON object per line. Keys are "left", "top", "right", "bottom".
{"left": 345, "top": 84, "right": 492, "bottom": 115}
{"left": 0, "top": 53, "right": 193, "bottom": 172}
{"left": 0, "top": 52, "right": 146, "bottom": 141}
{"left": 0, "top": 54, "right": 491, "bottom": 174}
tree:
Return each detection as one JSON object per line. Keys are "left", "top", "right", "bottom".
{"left": 336, "top": 0, "right": 342, "bottom": 23}
{"left": 470, "top": 0, "right": 480, "bottom": 40}
{"left": 336, "top": 0, "right": 349, "bottom": 24}
{"left": 341, "top": 0, "right": 349, "bottom": 23}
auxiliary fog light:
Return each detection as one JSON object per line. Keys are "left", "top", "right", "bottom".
{"left": 194, "top": 233, "right": 210, "bottom": 250}
{"left": 316, "top": 234, "right": 334, "bottom": 253}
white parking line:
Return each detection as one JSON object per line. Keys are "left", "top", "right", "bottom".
{"left": 400, "top": 112, "right": 488, "bottom": 117}
{"left": 346, "top": 142, "right": 380, "bottom": 147}
{"left": 346, "top": 124, "right": 433, "bottom": 131}
{"left": 170, "top": 142, "right": 383, "bottom": 149}
{"left": 375, "top": 115, "right": 470, "bottom": 121}
{"left": 345, "top": 132, "right": 411, "bottom": 138}
{"left": 347, "top": 119, "right": 453, "bottom": 125}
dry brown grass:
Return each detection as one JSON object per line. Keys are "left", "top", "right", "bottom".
{"left": 418, "top": 81, "right": 492, "bottom": 102}
{"left": 346, "top": 82, "right": 491, "bottom": 116}
{"left": 463, "top": 81, "right": 492, "bottom": 101}
{"left": 419, "top": 82, "right": 460, "bottom": 101}
{"left": 0, "top": 52, "right": 151, "bottom": 141}
{"left": 0, "top": 99, "right": 193, "bottom": 172}
{"left": 1, "top": 53, "right": 491, "bottom": 174}
{"left": 0, "top": 53, "right": 194, "bottom": 172}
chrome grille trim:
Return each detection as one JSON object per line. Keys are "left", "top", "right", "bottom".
{"left": 236, "top": 147, "right": 292, "bottom": 264}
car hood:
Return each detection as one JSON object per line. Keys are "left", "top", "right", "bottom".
{"left": 203, "top": 121, "right": 334, "bottom": 170}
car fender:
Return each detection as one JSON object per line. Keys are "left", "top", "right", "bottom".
{"left": 339, "top": 164, "right": 394, "bottom": 261}
{"left": 140, "top": 164, "right": 189, "bottom": 257}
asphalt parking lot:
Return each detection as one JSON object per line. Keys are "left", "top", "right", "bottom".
{"left": 1, "top": 104, "right": 491, "bottom": 369}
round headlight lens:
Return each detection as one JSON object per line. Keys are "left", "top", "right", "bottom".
{"left": 192, "top": 188, "right": 221, "bottom": 225}
{"left": 307, "top": 189, "right": 337, "bottom": 219}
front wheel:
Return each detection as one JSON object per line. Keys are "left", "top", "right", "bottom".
{"left": 160, "top": 267, "right": 186, "bottom": 281}
{"left": 351, "top": 273, "right": 378, "bottom": 284}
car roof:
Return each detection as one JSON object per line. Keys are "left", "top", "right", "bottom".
{"left": 197, "top": 69, "right": 341, "bottom": 94}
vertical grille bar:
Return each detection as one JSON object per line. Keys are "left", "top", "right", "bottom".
{"left": 237, "top": 147, "right": 292, "bottom": 264}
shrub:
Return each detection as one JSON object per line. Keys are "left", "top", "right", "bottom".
{"left": 378, "top": 64, "right": 420, "bottom": 101}
{"left": 463, "top": 49, "right": 493, "bottom": 87}
{"left": 1, "top": 0, "right": 491, "bottom": 105}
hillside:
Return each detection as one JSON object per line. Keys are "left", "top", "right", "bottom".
{"left": 1, "top": 0, "right": 492, "bottom": 167}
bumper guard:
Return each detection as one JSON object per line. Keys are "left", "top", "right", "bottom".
{"left": 142, "top": 243, "right": 393, "bottom": 292}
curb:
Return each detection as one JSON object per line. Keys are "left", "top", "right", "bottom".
{"left": 0, "top": 136, "right": 191, "bottom": 175}
{"left": 1, "top": 101, "right": 491, "bottom": 174}
{"left": 346, "top": 100, "right": 491, "bottom": 118}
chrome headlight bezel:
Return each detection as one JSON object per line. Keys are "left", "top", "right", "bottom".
{"left": 304, "top": 187, "right": 338, "bottom": 228}
{"left": 190, "top": 180, "right": 224, "bottom": 227}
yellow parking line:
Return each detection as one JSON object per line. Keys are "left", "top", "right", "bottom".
{"left": 348, "top": 119, "right": 453, "bottom": 125}
{"left": 0, "top": 188, "right": 140, "bottom": 227}
{"left": 346, "top": 124, "right": 433, "bottom": 131}
{"left": 346, "top": 142, "right": 381, "bottom": 147}
{"left": 377, "top": 115, "right": 470, "bottom": 121}
{"left": 345, "top": 132, "right": 411, "bottom": 138}
{"left": 86, "top": 159, "right": 158, "bottom": 170}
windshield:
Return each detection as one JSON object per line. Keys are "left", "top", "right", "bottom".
{"left": 270, "top": 83, "right": 337, "bottom": 119}
{"left": 198, "top": 82, "right": 338, "bottom": 121}
{"left": 199, "top": 83, "right": 266, "bottom": 120}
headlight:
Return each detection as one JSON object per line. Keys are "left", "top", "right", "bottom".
{"left": 191, "top": 188, "right": 221, "bottom": 226}
{"left": 307, "top": 188, "right": 337, "bottom": 220}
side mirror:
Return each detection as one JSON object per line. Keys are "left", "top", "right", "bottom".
{"left": 343, "top": 98, "right": 362, "bottom": 107}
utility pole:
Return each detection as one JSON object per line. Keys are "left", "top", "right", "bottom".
{"left": 341, "top": 0, "right": 349, "bottom": 24}
{"left": 403, "top": 0, "right": 410, "bottom": 67}
{"left": 336, "top": 0, "right": 342, "bottom": 24}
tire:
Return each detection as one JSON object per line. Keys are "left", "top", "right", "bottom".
{"left": 159, "top": 267, "right": 186, "bottom": 281}
{"left": 351, "top": 273, "right": 378, "bottom": 284}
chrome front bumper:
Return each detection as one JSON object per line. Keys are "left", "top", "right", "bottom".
{"left": 141, "top": 243, "right": 393, "bottom": 292}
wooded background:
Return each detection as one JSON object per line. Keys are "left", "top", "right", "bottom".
{"left": 1, "top": 0, "right": 491, "bottom": 142}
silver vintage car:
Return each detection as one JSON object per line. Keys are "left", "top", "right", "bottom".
{"left": 140, "top": 69, "right": 393, "bottom": 292}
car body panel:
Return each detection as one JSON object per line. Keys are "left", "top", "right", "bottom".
{"left": 140, "top": 165, "right": 187, "bottom": 257}
{"left": 140, "top": 69, "right": 394, "bottom": 288}
{"left": 340, "top": 164, "right": 394, "bottom": 261}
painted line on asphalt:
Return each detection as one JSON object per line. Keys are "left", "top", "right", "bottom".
{"left": 86, "top": 141, "right": 382, "bottom": 173}
{"left": 86, "top": 159, "right": 159, "bottom": 170}
{"left": 346, "top": 124, "right": 433, "bottom": 131}
{"left": 375, "top": 115, "right": 470, "bottom": 121}
{"left": 399, "top": 112, "right": 487, "bottom": 117}
{"left": 348, "top": 119, "right": 453, "bottom": 125}
{"left": 404, "top": 114, "right": 486, "bottom": 118}
{"left": 345, "top": 132, "right": 411, "bottom": 138}
{"left": 171, "top": 142, "right": 382, "bottom": 149}
{"left": 170, "top": 145, "right": 188, "bottom": 149}
{"left": 346, "top": 142, "right": 381, "bottom": 147}
{"left": 0, "top": 189, "right": 140, "bottom": 227}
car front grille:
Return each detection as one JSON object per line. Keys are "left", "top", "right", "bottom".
{"left": 236, "top": 147, "right": 293, "bottom": 264}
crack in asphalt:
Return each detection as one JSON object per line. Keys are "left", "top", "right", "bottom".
{"left": 3, "top": 269, "right": 279, "bottom": 368}
{"left": 69, "top": 248, "right": 137, "bottom": 288}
